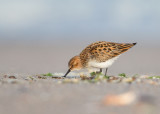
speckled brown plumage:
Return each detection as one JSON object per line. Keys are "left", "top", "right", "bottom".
{"left": 80, "top": 41, "right": 136, "bottom": 67}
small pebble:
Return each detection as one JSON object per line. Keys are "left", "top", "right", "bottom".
{"left": 9, "top": 76, "right": 17, "bottom": 79}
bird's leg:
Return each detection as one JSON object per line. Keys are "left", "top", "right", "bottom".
{"left": 100, "top": 68, "right": 102, "bottom": 73}
{"left": 105, "top": 68, "right": 108, "bottom": 76}
{"left": 91, "top": 68, "right": 102, "bottom": 79}
{"left": 95, "top": 68, "right": 102, "bottom": 74}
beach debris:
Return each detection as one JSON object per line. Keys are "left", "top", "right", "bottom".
{"left": 122, "top": 77, "right": 136, "bottom": 83}
{"left": 103, "top": 91, "right": 136, "bottom": 106}
{"left": 37, "top": 76, "right": 47, "bottom": 79}
{"left": 80, "top": 74, "right": 94, "bottom": 80}
{"left": 52, "top": 76, "right": 64, "bottom": 79}
{"left": 3, "top": 75, "right": 8, "bottom": 78}
{"left": 148, "top": 76, "right": 160, "bottom": 79}
{"left": 118, "top": 73, "right": 126, "bottom": 77}
{"left": 8, "top": 76, "right": 17, "bottom": 79}
{"left": 62, "top": 78, "right": 79, "bottom": 83}
{"left": 43, "top": 73, "right": 54, "bottom": 76}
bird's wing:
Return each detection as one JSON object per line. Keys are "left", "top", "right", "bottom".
{"left": 88, "top": 41, "right": 136, "bottom": 62}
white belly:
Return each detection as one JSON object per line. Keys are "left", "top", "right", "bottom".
{"left": 88, "top": 56, "right": 119, "bottom": 68}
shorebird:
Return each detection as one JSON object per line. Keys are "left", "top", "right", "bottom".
{"left": 63, "top": 41, "right": 136, "bottom": 77}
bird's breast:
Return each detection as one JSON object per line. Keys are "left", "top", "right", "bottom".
{"left": 87, "top": 56, "right": 119, "bottom": 68}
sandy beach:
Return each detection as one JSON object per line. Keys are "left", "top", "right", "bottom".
{"left": 0, "top": 42, "right": 159, "bottom": 114}
{"left": 0, "top": 73, "right": 159, "bottom": 114}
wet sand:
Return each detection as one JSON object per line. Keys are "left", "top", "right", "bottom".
{"left": 0, "top": 73, "right": 159, "bottom": 114}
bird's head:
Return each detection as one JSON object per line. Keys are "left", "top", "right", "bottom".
{"left": 63, "top": 56, "right": 82, "bottom": 77}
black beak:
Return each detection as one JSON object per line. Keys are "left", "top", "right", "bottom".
{"left": 63, "top": 69, "right": 71, "bottom": 77}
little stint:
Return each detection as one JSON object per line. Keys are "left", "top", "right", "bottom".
{"left": 63, "top": 41, "right": 136, "bottom": 77}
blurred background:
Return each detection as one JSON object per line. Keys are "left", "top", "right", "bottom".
{"left": 0, "top": 0, "right": 160, "bottom": 75}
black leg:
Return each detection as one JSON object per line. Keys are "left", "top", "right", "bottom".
{"left": 96, "top": 68, "right": 102, "bottom": 74}
{"left": 105, "top": 68, "right": 108, "bottom": 76}
{"left": 100, "top": 68, "right": 102, "bottom": 73}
